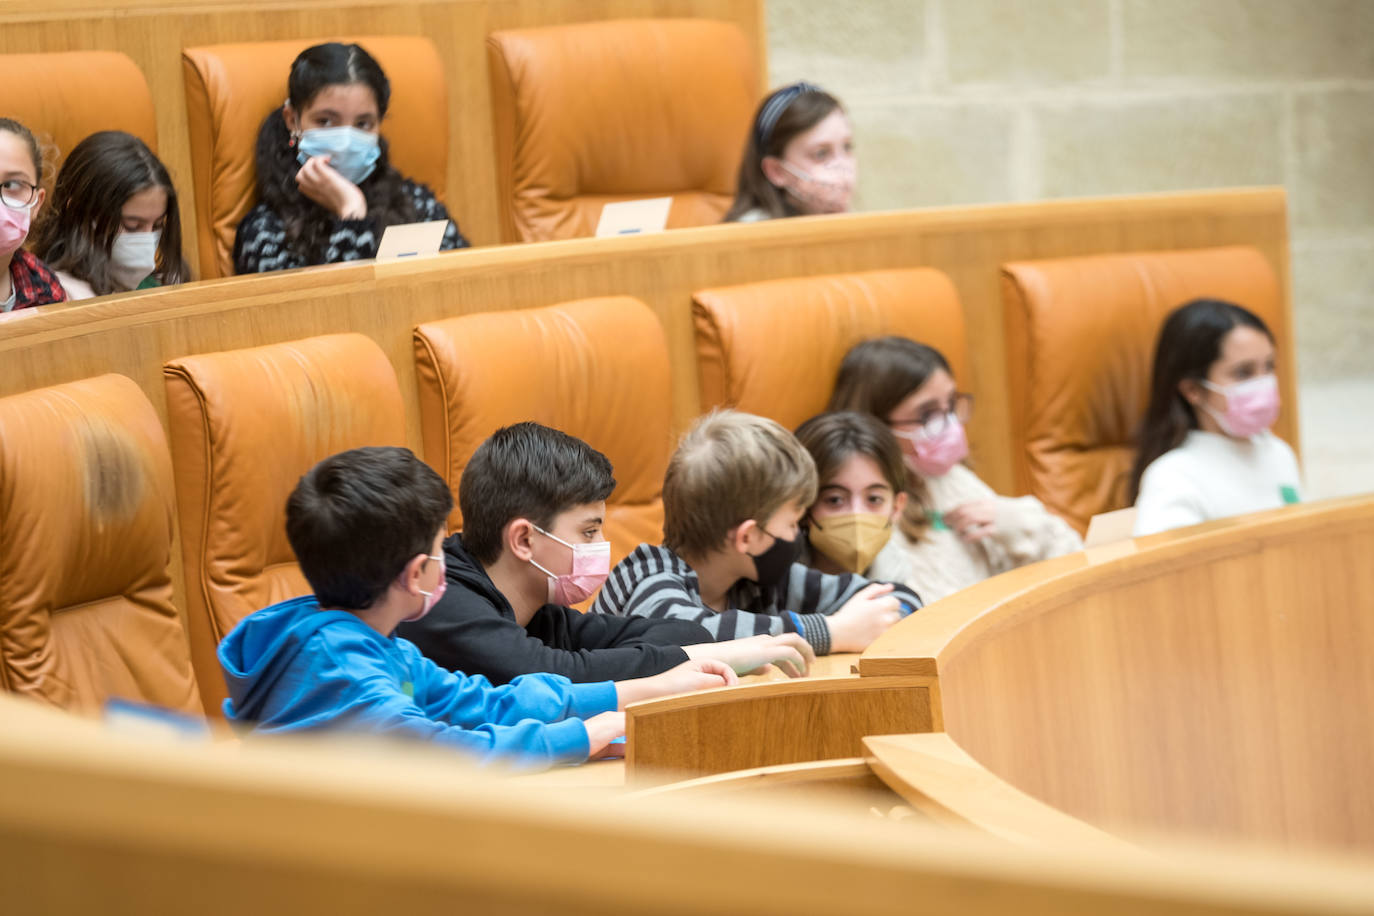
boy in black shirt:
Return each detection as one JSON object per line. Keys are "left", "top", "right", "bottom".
{"left": 400, "top": 423, "right": 812, "bottom": 684}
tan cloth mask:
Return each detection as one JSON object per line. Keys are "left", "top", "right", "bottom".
{"left": 808, "top": 513, "right": 893, "bottom": 574}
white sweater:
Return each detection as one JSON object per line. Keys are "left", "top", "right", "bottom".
{"left": 1133, "top": 430, "right": 1302, "bottom": 537}
{"left": 868, "top": 464, "right": 1083, "bottom": 604}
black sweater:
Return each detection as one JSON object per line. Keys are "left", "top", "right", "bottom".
{"left": 398, "top": 534, "right": 713, "bottom": 685}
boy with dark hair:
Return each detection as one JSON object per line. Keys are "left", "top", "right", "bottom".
{"left": 219, "top": 446, "right": 734, "bottom": 770}
{"left": 400, "top": 423, "right": 812, "bottom": 684}
{"left": 593, "top": 411, "right": 923, "bottom": 655}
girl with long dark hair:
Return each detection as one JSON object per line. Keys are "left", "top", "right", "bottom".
{"left": 1130, "top": 299, "right": 1302, "bottom": 536}
{"left": 824, "top": 336, "right": 1081, "bottom": 602}
{"left": 32, "top": 130, "right": 190, "bottom": 298}
{"left": 723, "top": 82, "right": 855, "bottom": 223}
{"left": 233, "top": 42, "right": 468, "bottom": 273}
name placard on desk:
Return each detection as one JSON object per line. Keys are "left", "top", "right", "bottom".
{"left": 376, "top": 220, "right": 450, "bottom": 261}
{"left": 595, "top": 197, "right": 672, "bottom": 238}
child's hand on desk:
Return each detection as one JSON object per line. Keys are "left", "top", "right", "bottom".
{"left": 614, "top": 659, "right": 737, "bottom": 708}
{"left": 684, "top": 633, "right": 814, "bottom": 678}
{"left": 827, "top": 583, "right": 902, "bottom": 652}
{"left": 584, "top": 711, "right": 626, "bottom": 758}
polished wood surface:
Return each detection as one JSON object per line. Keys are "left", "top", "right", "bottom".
{"left": 863, "top": 733, "right": 1132, "bottom": 849}
{"left": 860, "top": 496, "right": 1374, "bottom": 855}
{"left": 739, "top": 651, "right": 858, "bottom": 683}
{"left": 0, "top": 0, "right": 766, "bottom": 265}
{"left": 626, "top": 674, "right": 939, "bottom": 780}
{"left": 5, "top": 693, "right": 1374, "bottom": 915}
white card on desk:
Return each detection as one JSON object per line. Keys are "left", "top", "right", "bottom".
{"left": 594, "top": 197, "right": 672, "bottom": 238}
{"left": 1083, "top": 507, "right": 1138, "bottom": 548}
{"left": 375, "top": 220, "right": 449, "bottom": 261}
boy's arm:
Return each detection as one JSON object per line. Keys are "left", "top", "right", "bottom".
{"left": 314, "top": 642, "right": 598, "bottom": 769}
{"left": 780, "top": 561, "right": 923, "bottom": 616}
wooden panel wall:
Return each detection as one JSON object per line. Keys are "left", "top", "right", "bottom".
{"left": 0, "top": 0, "right": 767, "bottom": 266}
{"left": 860, "top": 496, "right": 1374, "bottom": 856}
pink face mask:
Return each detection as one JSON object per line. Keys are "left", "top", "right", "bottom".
{"left": 404, "top": 553, "right": 447, "bottom": 623}
{"left": 1201, "top": 374, "right": 1280, "bottom": 438}
{"left": 893, "top": 414, "right": 969, "bottom": 478}
{"left": 0, "top": 204, "right": 31, "bottom": 257}
{"left": 779, "top": 159, "right": 856, "bottom": 213}
{"left": 531, "top": 526, "right": 611, "bottom": 606}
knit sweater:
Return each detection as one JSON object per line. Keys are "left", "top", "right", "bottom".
{"left": 232, "top": 179, "right": 468, "bottom": 274}
{"left": 1133, "top": 430, "right": 1302, "bottom": 536}
{"left": 867, "top": 464, "right": 1083, "bottom": 604}
{"left": 591, "top": 543, "right": 923, "bottom": 655}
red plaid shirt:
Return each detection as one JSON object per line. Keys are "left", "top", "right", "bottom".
{"left": 6, "top": 249, "right": 67, "bottom": 311}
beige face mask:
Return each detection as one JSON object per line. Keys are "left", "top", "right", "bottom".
{"left": 807, "top": 513, "right": 893, "bottom": 574}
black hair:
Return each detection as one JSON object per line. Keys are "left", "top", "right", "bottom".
{"left": 286, "top": 446, "right": 453, "bottom": 610}
{"left": 31, "top": 131, "right": 190, "bottom": 295}
{"left": 1128, "top": 299, "right": 1275, "bottom": 502}
{"left": 251, "top": 42, "right": 421, "bottom": 266}
{"left": 459, "top": 423, "right": 616, "bottom": 566}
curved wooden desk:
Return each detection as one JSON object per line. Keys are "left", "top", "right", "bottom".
{"left": 859, "top": 496, "right": 1374, "bottom": 855}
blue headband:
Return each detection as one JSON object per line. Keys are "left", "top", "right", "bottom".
{"left": 754, "top": 81, "right": 823, "bottom": 150}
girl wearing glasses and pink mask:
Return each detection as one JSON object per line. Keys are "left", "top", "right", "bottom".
{"left": 1129, "top": 299, "right": 1301, "bottom": 536}
{"left": 813, "top": 336, "right": 1081, "bottom": 603}
{"left": 0, "top": 118, "right": 66, "bottom": 312}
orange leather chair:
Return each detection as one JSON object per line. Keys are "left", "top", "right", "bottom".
{"left": 0, "top": 51, "right": 157, "bottom": 186}
{"left": 0, "top": 374, "right": 199, "bottom": 715}
{"left": 164, "top": 333, "right": 406, "bottom": 712}
{"left": 693, "top": 269, "right": 970, "bottom": 432}
{"left": 1001, "top": 245, "right": 1288, "bottom": 533}
{"left": 413, "top": 297, "right": 672, "bottom": 564}
{"left": 182, "top": 36, "right": 449, "bottom": 279}
{"left": 487, "top": 19, "right": 758, "bottom": 242}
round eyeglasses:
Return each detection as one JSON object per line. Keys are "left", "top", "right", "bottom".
{"left": 0, "top": 178, "right": 40, "bottom": 211}
{"left": 888, "top": 392, "right": 975, "bottom": 439}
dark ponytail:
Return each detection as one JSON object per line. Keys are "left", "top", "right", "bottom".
{"left": 253, "top": 42, "right": 419, "bottom": 264}
{"left": 1128, "top": 299, "right": 1275, "bottom": 502}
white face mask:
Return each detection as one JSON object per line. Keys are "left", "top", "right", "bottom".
{"left": 110, "top": 230, "right": 160, "bottom": 291}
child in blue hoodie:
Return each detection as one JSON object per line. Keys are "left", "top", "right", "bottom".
{"left": 218, "top": 446, "right": 735, "bottom": 770}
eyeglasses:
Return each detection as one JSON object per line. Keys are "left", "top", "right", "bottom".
{"left": 888, "top": 392, "right": 974, "bottom": 439}
{"left": 0, "top": 178, "right": 39, "bottom": 211}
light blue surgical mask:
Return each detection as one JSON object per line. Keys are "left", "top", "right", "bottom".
{"left": 296, "top": 126, "right": 381, "bottom": 185}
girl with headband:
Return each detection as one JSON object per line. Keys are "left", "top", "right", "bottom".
{"left": 724, "top": 82, "right": 856, "bottom": 223}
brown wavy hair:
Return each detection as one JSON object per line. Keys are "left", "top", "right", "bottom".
{"left": 31, "top": 131, "right": 189, "bottom": 294}
{"left": 794, "top": 410, "right": 919, "bottom": 542}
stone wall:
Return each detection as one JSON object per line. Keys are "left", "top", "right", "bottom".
{"left": 767, "top": 0, "right": 1374, "bottom": 384}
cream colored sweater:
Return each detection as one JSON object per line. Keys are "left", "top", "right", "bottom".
{"left": 868, "top": 464, "right": 1083, "bottom": 604}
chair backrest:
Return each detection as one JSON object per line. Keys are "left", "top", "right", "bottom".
{"left": 486, "top": 18, "right": 757, "bottom": 242}
{"left": 182, "top": 36, "right": 449, "bottom": 279}
{"left": 164, "top": 333, "right": 406, "bottom": 712}
{"left": 0, "top": 51, "right": 157, "bottom": 190}
{"left": 413, "top": 297, "right": 672, "bottom": 564}
{"left": 1001, "top": 245, "right": 1287, "bottom": 532}
{"left": 0, "top": 374, "right": 199, "bottom": 715}
{"left": 692, "top": 268, "right": 970, "bottom": 432}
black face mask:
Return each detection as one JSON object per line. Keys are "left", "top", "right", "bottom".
{"left": 749, "top": 528, "right": 801, "bottom": 593}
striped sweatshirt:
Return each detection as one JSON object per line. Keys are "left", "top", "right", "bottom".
{"left": 591, "top": 544, "right": 922, "bottom": 656}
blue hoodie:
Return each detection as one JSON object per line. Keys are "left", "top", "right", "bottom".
{"left": 218, "top": 596, "right": 618, "bottom": 769}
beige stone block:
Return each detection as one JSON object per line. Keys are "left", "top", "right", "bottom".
{"left": 766, "top": 0, "right": 926, "bottom": 99}
{"left": 942, "top": 0, "right": 1111, "bottom": 85}
{"left": 1291, "top": 242, "right": 1374, "bottom": 382}
{"left": 847, "top": 100, "right": 1016, "bottom": 209}
{"left": 1036, "top": 94, "right": 1284, "bottom": 199}
{"left": 1123, "top": 0, "right": 1374, "bottom": 82}
{"left": 1292, "top": 89, "right": 1374, "bottom": 236}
